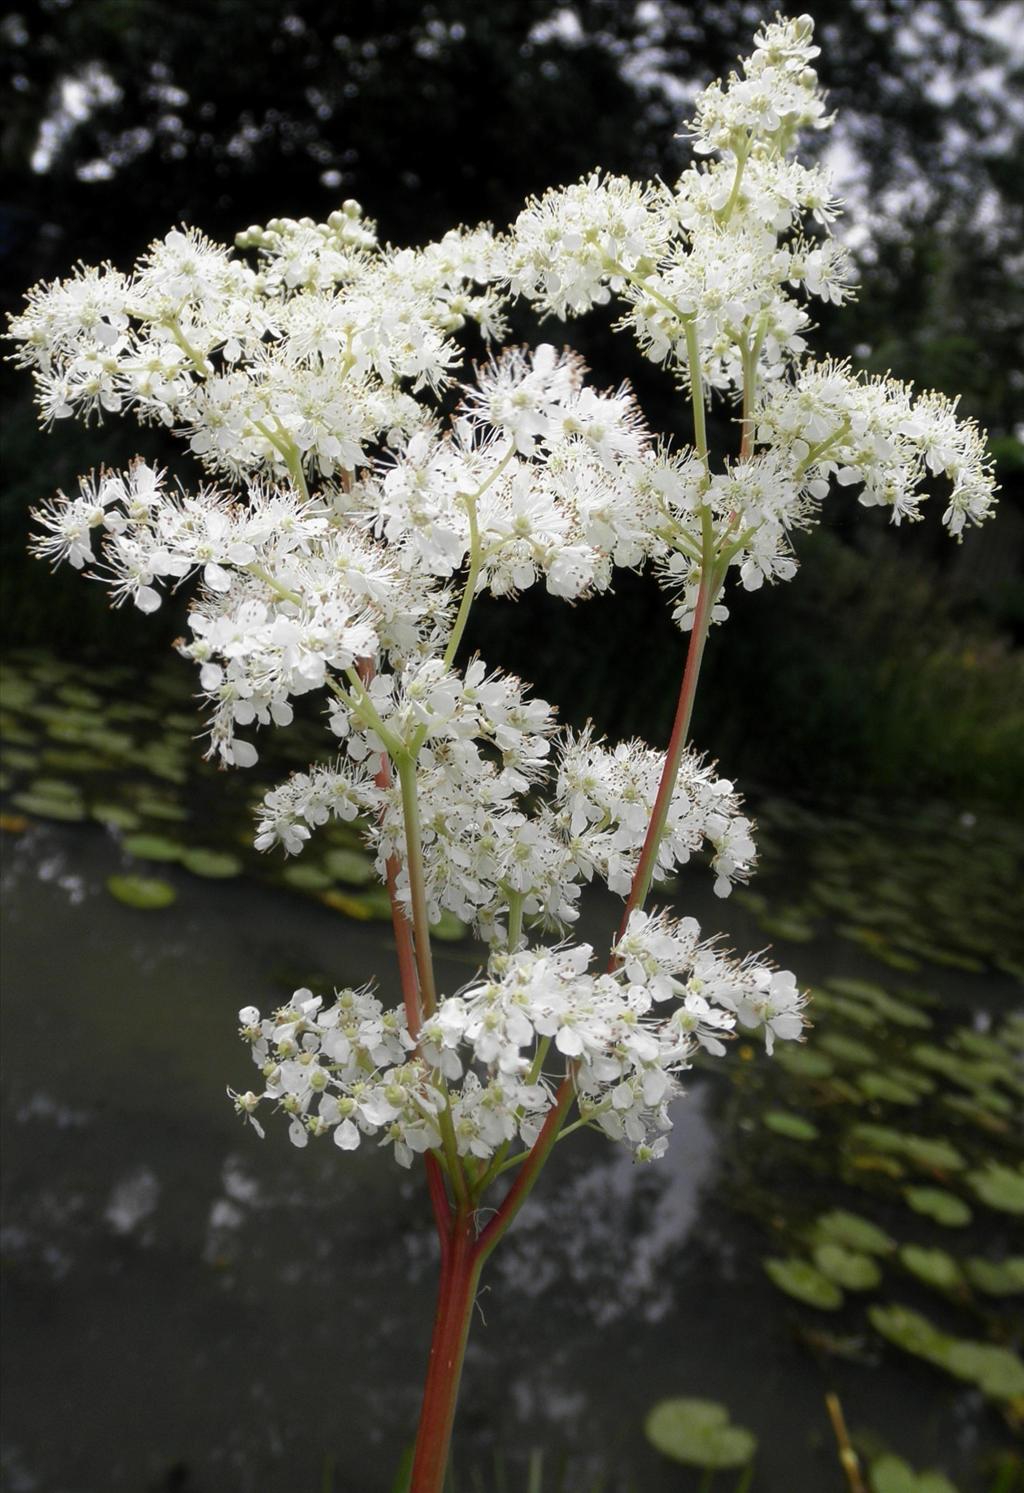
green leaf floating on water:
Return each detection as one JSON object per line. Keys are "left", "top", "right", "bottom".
{"left": 964, "top": 1257, "right": 1024, "bottom": 1297}
{"left": 869, "top": 1453, "right": 960, "bottom": 1493}
{"left": 826, "top": 978, "right": 932, "bottom": 1030}
{"left": 91, "top": 803, "right": 142, "bottom": 831}
{"left": 813, "top": 1209, "right": 895, "bottom": 1256}
{"left": 27, "top": 776, "right": 81, "bottom": 800}
{"left": 848, "top": 1125, "right": 965, "bottom": 1173}
{"left": 134, "top": 797, "right": 190, "bottom": 823}
{"left": 858, "top": 1072, "right": 921, "bottom": 1106}
{"left": 763, "top": 1110, "right": 819, "bottom": 1141}
{"left": 944, "top": 1342, "right": 1024, "bottom": 1399}
{"left": 122, "top": 833, "right": 183, "bottom": 862}
{"left": 180, "top": 848, "right": 243, "bottom": 878}
{"left": 11, "top": 791, "right": 85, "bottom": 822}
{"left": 644, "top": 1398, "right": 757, "bottom": 1469}
{"left": 282, "top": 863, "right": 334, "bottom": 892}
{"left": 813, "top": 1243, "right": 881, "bottom": 1291}
{"left": 773, "top": 1045, "right": 835, "bottom": 1079}
{"left": 324, "top": 847, "right": 375, "bottom": 885}
{"left": 869, "top": 1303, "right": 1024, "bottom": 1400}
{"left": 106, "top": 874, "right": 177, "bottom": 910}
{"left": 903, "top": 1188, "right": 972, "bottom": 1227}
{"left": 764, "top": 1257, "right": 843, "bottom": 1309}
{"left": 899, "top": 1245, "right": 963, "bottom": 1293}
{"left": 810, "top": 990, "right": 883, "bottom": 1029}
{"left": 968, "top": 1163, "right": 1024, "bottom": 1215}
{"left": 819, "top": 1032, "right": 876, "bottom": 1066}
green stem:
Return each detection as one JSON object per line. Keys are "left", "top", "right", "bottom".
{"left": 441, "top": 446, "right": 517, "bottom": 673}
{"left": 506, "top": 888, "right": 525, "bottom": 951}
{"left": 339, "top": 669, "right": 404, "bottom": 757}
{"left": 246, "top": 563, "right": 302, "bottom": 605}
{"left": 683, "top": 318, "right": 709, "bottom": 475}
{"left": 715, "top": 139, "right": 750, "bottom": 225}
{"left": 394, "top": 751, "right": 438, "bottom": 1018}
{"left": 794, "top": 417, "right": 852, "bottom": 479}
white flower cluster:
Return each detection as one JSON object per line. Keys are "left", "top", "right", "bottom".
{"left": 255, "top": 676, "right": 754, "bottom": 940}
{"left": 9, "top": 210, "right": 501, "bottom": 483}
{"left": 499, "top": 11, "right": 996, "bottom": 613}
{"left": 362, "top": 343, "right": 659, "bottom": 599}
{"left": 10, "top": 16, "right": 996, "bottom": 1183}
{"left": 555, "top": 731, "right": 756, "bottom": 897}
{"left": 235, "top": 911, "right": 805, "bottom": 1164}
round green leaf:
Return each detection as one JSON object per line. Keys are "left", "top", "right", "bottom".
{"left": 813, "top": 1243, "right": 881, "bottom": 1291}
{"left": 122, "top": 832, "right": 183, "bottom": 862}
{"left": 964, "top": 1257, "right": 1024, "bottom": 1297}
{"left": 181, "top": 848, "right": 243, "bottom": 879}
{"left": 900, "top": 1245, "right": 962, "bottom": 1293}
{"left": 324, "top": 846, "right": 375, "bottom": 885}
{"left": 11, "top": 791, "right": 85, "bottom": 822}
{"left": 763, "top": 1110, "right": 820, "bottom": 1141}
{"left": 91, "top": 803, "right": 142, "bottom": 831}
{"left": 764, "top": 1257, "right": 843, "bottom": 1309}
{"left": 903, "top": 1188, "right": 971, "bottom": 1228}
{"left": 773, "top": 1045, "right": 835, "bottom": 1079}
{"left": 106, "top": 874, "right": 177, "bottom": 910}
{"left": 870, "top": 1454, "right": 959, "bottom": 1493}
{"left": 858, "top": 1072, "right": 920, "bottom": 1105}
{"left": 282, "top": 862, "right": 333, "bottom": 892}
{"left": 968, "top": 1163, "right": 1024, "bottom": 1215}
{"left": 813, "top": 1210, "right": 895, "bottom": 1257}
{"left": 645, "top": 1398, "right": 757, "bottom": 1470}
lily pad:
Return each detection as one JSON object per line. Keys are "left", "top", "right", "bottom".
{"left": 324, "top": 846, "right": 376, "bottom": 885}
{"left": 857, "top": 1072, "right": 921, "bottom": 1106}
{"left": 763, "top": 1110, "right": 819, "bottom": 1141}
{"left": 944, "top": 1341, "right": 1024, "bottom": 1399}
{"left": 869, "top": 1454, "right": 959, "bottom": 1493}
{"left": 122, "top": 833, "right": 184, "bottom": 863}
{"left": 813, "top": 1209, "right": 894, "bottom": 1257}
{"left": 900, "top": 1245, "right": 963, "bottom": 1293}
{"left": 134, "top": 798, "right": 190, "bottom": 823}
{"left": 968, "top": 1163, "right": 1024, "bottom": 1215}
{"left": 902, "top": 1188, "right": 971, "bottom": 1228}
{"left": 813, "top": 1243, "right": 881, "bottom": 1291}
{"left": 11, "top": 791, "right": 85, "bottom": 822}
{"left": 282, "top": 863, "right": 334, "bottom": 893}
{"left": 849, "top": 1125, "right": 965, "bottom": 1173}
{"left": 759, "top": 912, "right": 816, "bottom": 943}
{"left": 644, "top": 1398, "right": 757, "bottom": 1470}
{"left": 869, "top": 1302, "right": 948, "bottom": 1365}
{"left": 764, "top": 1257, "right": 843, "bottom": 1310}
{"left": 870, "top": 1303, "right": 1024, "bottom": 1399}
{"left": 819, "top": 1032, "right": 876, "bottom": 1067}
{"left": 3, "top": 747, "right": 37, "bottom": 771}
{"left": 55, "top": 684, "right": 103, "bottom": 709}
{"left": 91, "top": 803, "right": 143, "bottom": 831}
{"left": 773, "top": 1045, "right": 835, "bottom": 1079}
{"left": 106, "top": 874, "right": 177, "bottom": 910}
{"left": 180, "top": 848, "right": 243, "bottom": 879}
{"left": 963, "top": 1257, "right": 1024, "bottom": 1297}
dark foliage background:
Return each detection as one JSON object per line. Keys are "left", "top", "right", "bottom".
{"left": 3, "top": 0, "right": 1023, "bottom": 804}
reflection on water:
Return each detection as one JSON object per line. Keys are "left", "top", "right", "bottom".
{"left": 1, "top": 818, "right": 1020, "bottom": 1493}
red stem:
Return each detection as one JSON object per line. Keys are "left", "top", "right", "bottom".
{"left": 410, "top": 1210, "right": 483, "bottom": 1492}
{"left": 614, "top": 570, "right": 714, "bottom": 952}
{"left": 360, "top": 657, "right": 451, "bottom": 1240}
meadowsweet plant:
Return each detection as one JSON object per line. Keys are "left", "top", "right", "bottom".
{"left": 9, "top": 15, "right": 997, "bottom": 1487}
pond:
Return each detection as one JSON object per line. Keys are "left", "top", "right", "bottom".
{"left": 1, "top": 650, "right": 1022, "bottom": 1493}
